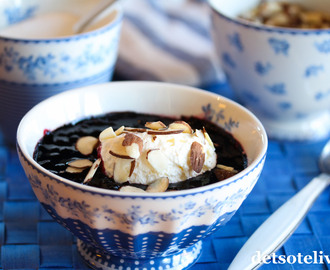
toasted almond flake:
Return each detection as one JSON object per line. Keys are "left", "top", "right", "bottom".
{"left": 122, "top": 133, "right": 143, "bottom": 159}
{"left": 125, "top": 144, "right": 141, "bottom": 159}
{"left": 145, "top": 121, "right": 167, "bottom": 130}
{"left": 190, "top": 142, "right": 205, "bottom": 173}
{"left": 115, "top": 126, "right": 125, "bottom": 136}
{"left": 106, "top": 136, "right": 131, "bottom": 159}
{"left": 113, "top": 158, "right": 132, "bottom": 183}
{"left": 146, "top": 148, "right": 159, "bottom": 158}
{"left": 122, "top": 133, "right": 143, "bottom": 148}
{"left": 216, "top": 164, "right": 238, "bottom": 173}
{"left": 146, "top": 177, "right": 169, "bottom": 193}
{"left": 119, "top": 186, "right": 146, "bottom": 193}
{"left": 203, "top": 127, "right": 215, "bottom": 149}
{"left": 129, "top": 160, "right": 136, "bottom": 177}
{"left": 83, "top": 158, "right": 101, "bottom": 184}
{"left": 76, "top": 136, "right": 98, "bottom": 155}
{"left": 147, "top": 129, "right": 184, "bottom": 135}
{"left": 169, "top": 121, "right": 193, "bottom": 134}
{"left": 124, "top": 127, "right": 147, "bottom": 133}
{"left": 109, "top": 150, "right": 134, "bottom": 159}
{"left": 147, "top": 149, "right": 170, "bottom": 173}
{"left": 66, "top": 166, "right": 85, "bottom": 173}
{"left": 67, "top": 159, "right": 93, "bottom": 169}
{"left": 99, "top": 127, "right": 116, "bottom": 142}
{"left": 194, "top": 129, "right": 205, "bottom": 143}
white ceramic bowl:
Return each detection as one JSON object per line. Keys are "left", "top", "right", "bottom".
{"left": 209, "top": 0, "right": 330, "bottom": 141}
{"left": 17, "top": 81, "right": 267, "bottom": 270}
{"left": 0, "top": 0, "right": 122, "bottom": 145}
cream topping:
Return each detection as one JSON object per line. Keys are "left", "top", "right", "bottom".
{"left": 99, "top": 122, "right": 217, "bottom": 185}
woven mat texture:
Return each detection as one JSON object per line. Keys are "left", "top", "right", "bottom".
{"left": 1, "top": 132, "right": 329, "bottom": 269}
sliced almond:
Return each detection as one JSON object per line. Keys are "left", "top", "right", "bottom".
{"left": 146, "top": 177, "right": 169, "bottom": 193}
{"left": 147, "top": 129, "right": 184, "bottom": 135}
{"left": 125, "top": 144, "right": 140, "bottom": 159}
{"left": 202, "top": 127, "right": 215, "bottom": 149}
{"left": 115, "top": 126, "right": 125, "bottom": 136}
{"left": 190, "top": 142, "right": 205, "bottom": 173}
{"left": 124, "top": 127, "right": 147, "bottom": 133}
{"left": 83, "top": 158, "right": 101, "bottom": 184}
{"left": 107, "top": 136, "right": 132, "bottom": 159}
{"left": 122, "top": 133, "right": 143, "bottom": 159}
{"left": 147, "top": 149, "right": 169, "bottom": 173}
{"left": 122, "top": 133, "right": 142, "bottom": 146}
{"left": 99, "top": 127, "right": 116, "bottom": 142}
{"left": 66, "top": 166, "right": 85, "bottom": 173}
{"left": 109, "top": 150, "right": 134, "bottom": 159}
{"left": 76, "top": 136, "right": 99, "bottom": 155}
{"left": 67, "top": 159, "right": 93, "bottom": 169}
{"left": 129, "top": 160, "right": 136, "bottom": 177}
{"left": 119, "top": 186, "right": 146, "bottom": 193}
{"left": 169, "top": 121, "right": 193, "bottom": 134}
{"left": 194, "top": 129, "right": 205, "bottom": 143}
{"left": 113, "top": 158, "right": 132, "bottom": 183}
{"left": 145, "top": 121, "right": 167, "bottom": 130}
{"left": 216, "top": 164, "right": 237, "bottom": 173}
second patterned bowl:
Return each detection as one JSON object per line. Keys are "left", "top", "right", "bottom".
{"left": 209, "top": 0, "right": 330, "bottom": 141}
{"left": 0, "top": 0, "right": 122, "bottom": 144}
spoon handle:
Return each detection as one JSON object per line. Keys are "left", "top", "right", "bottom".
{"left": 73, "top": 0, "right": 118, "bottom": 34}
{"left": 228, "top": 173, "right": 330, "bottom": 270}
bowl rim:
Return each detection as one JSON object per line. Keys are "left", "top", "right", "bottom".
{"left": 0, "top": 4, "right": 123, "bottom": 43}
{"left": 208, "top": 0, "right": 330, "bottom": 35}
{"left": 17, "top": 81, "right": 268, "bottom": 198}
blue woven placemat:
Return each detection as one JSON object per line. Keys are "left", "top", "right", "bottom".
{"left": 0, "top": 120, "right": 329, "bottom": 270}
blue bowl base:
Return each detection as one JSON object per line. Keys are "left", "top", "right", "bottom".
{"left": 77, "top": 238, "right": 202, "bottom": 270}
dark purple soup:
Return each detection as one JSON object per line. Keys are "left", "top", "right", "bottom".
{"left": 33, "top": 111, "right": 247, "bottom": 191}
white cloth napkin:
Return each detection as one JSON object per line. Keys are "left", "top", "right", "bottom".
{"left": 115, "top": 0, "right": 225, "bottom": 89}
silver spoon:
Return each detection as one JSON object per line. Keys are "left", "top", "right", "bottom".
{"left": 228, "top": 139, "right": 330, "bottom": 270}
{"left": 73, "top": 0, "right": 118, "bottom": 34}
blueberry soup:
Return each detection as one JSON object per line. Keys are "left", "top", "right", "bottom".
{"left": 33, "top": 111, "right": 247, "bottom": 192}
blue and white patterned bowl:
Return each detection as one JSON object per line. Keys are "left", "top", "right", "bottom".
{"left": 209, "top": 0, "right": 330, "bottom": 141}
{"left": 0, "top": 0, "right": 122, "bottom": 145}
{"left": 17, "top": 81, "right": 268, "bottom": 270}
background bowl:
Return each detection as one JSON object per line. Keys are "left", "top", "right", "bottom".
{"left": 17, "top": 81, "right": 267, "bottom": 270}
{"left": 209, "top": 0, "right": 330, "bottom": 141}
{"left": 0, "top": 0, "right": 122, "bottom": 145}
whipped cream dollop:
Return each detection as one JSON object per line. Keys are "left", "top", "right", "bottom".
{"left": 99, "top": 121, "right": 217, "bottom": 185}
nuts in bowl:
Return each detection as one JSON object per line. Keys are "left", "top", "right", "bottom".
{"left": 17, "top": 81, "right": 267, "bottom": 270}
{"left": 239, "top": 1, "right": 330, "bottom": 29}
{"left": 209, "top": 0, "right": 330, "bottom": 141}
{"left": 34, "top": 112, "right": 248, "bottom": 193}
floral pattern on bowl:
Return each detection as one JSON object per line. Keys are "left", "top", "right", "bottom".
{"left": 17, "top": 81, "right": 267, "bottom": 270}
{"left": 209, "top": 0, "right": 330, "bottom": 141}
{"left": 0, "top": 0, "right": 123, "bottom": 145}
